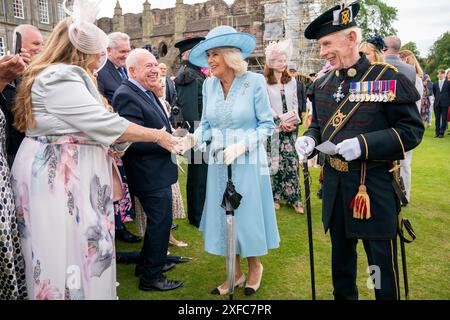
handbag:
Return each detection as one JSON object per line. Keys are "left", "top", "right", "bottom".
{"left": 279, "top": 110, "right": 300, "bottom": 125}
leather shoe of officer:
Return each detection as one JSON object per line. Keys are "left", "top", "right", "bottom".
{"left": 115, "top": 227, "right": 142, "bottom": 243}
{"left": 139, "top": 275, "right": 183, "bottom": 292}
{"left": 135, "top": 263, "right": 176, "bottom": 277}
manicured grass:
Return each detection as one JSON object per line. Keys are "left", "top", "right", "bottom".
{"left": 116, "top": 125, "right": 450, "bottom": 300}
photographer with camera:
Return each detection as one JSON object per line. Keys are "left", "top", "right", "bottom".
{"left": 2, "top": 25, "right": 43, "bottom": 166}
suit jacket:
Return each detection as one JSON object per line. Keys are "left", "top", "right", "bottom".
{"left": 1, "top": 82, "right": 25, "bottom": 165}
{"left": 384, "top": 55, "right": 416, "bottom": 84}
{"left": 165, "top": 77, "right": 177, "bottom": 107}
{"left": 432, "top": 80, "right": 450, "bottom": 108}
{"left": 97, "top": 59, "right": 126, "bottom": 106}
{"left": 112, "top": 80, "right": 177, "bottom": 193}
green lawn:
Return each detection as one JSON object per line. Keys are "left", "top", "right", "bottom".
{"left": 116, "top": 126, "right": 450, "bottom": 300}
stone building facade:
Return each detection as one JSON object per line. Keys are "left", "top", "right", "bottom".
{"left": 0, "top": 0, "right": 67, "bottom": 55}
{"left": 97, "top": 0, "right": 339, "bottom": 76}
{"left": 98, "top": 0, "right": 268, "bottom": 75}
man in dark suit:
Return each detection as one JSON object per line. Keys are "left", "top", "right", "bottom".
{"left": 97, "top": 32, "right": 131, "bottom": 106}
{"left": 97, "top": 32, "right": 142, "bottom": 244}
{"left": 433, "top": 69, "right": 450, "bottom": 138}
{"left": 2, "top": 25, "right": 43, "bottom": 166}
{"left": 113, "top": 49, "right": 183, "bottom": 292}
{"left": 158, "top": 63, "right": 177, "bottom": 108}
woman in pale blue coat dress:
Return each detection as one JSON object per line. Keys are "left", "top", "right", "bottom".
{"left": 182, "top": 26, "right": 280, "bottom": 296}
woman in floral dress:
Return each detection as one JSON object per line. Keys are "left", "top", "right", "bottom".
{"left": 264, "top": 40, "right": 304, "bottom": 214}
{"left": 10, "top": 10, "right": 178, "bottom": 300}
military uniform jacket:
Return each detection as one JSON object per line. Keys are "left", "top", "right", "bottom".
{"left": 174, "top": 62, "right": 206, "bottom": 133}
{"left": 305, "top": 55, "right": 424, "bottom": 240}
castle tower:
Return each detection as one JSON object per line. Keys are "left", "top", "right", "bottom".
{"left": 174, "top": 0, "right": 187, "bottom": 42}
{"left": 113, "top": 1, "right": 124, "bottom": 32}
{"left": 142, "top": 0, "right": 153, "bottom": 45}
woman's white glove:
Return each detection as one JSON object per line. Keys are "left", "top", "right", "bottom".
{"left": 335, "top": 138, "right": 361, "bottom": 161}
{"left": 295, "top": 136, "right": 315, "bottom": 161}
{"left": 178, "top": 133, "right": 197, "bottom": 155}
{"left": 224, "top": 142, "right": 247, "bottom": 165}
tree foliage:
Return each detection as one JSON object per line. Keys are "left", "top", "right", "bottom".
{"left": 425, "top": 32, "right": 450, "bottom": 82}
{"left": 357, "top": 0, "right": 398, "bottom": 38}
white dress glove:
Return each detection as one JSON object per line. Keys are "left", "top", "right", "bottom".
{"left": 295, "top": 136, "right": 316, "bottom": 161}
{"left": 178, "top": 133, "right": 197, "bottom": 155}
{"left": 335, "top": 138, "right": 361, "bottom": 161}
{"left": 223, "top": 142, "right": 247, "bottom": 165}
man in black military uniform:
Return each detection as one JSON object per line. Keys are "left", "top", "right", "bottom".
{"left": 174, "top": 37, "right": 208, "bottom": 228}
{"left": 295, "top": 2, "right": 424, "bottom": 300}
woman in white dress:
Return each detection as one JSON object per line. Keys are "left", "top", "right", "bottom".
{"left": 11, "top": 1, "right": 179, "bottom": 300}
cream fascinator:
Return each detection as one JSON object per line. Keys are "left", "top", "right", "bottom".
{"left": 264, "top": 39, "right": 293, "bottom": 69}
{"left": 63, "top": 0, "right": 108, "bottom": 55}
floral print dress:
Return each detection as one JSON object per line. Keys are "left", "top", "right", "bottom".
{"left": 267, "top": 87, "right": 302, "bottom": 208}
{"left": 11, "top": 134, "right": 117, "bottom": 300}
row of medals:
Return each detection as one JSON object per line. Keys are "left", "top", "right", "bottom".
{"left": 348, "top": 88, "right": 395, "bottom": 103}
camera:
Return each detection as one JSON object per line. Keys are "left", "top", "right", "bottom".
{"left": 172, "top": 105, "right": 181, "bottom": 116}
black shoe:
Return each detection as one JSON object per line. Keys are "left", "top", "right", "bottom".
{"left": 135, "top": 263, "right": 176, "bottom": 277}
{"left": 115, "top": 228, "right": 142, "bottom": 243}
{"left": 171, "top": 223, "right": 178, "bottom": 231}
{"left": 434, "top": 134, "right": 440, "bottom": 138}
{"left": 139, "top": 276, "right": 183, "bottom": 291}
{"left": 438, "top": 135, "right": 444, "bottom": 138}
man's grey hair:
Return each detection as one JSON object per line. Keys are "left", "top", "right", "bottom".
{"left": 126, "top": 48, "right": 155, "bottom": 73}
{"left": 13, "top": 24, "right": 41, "bottom": 49}
{"left": 108, "top": 32, "right": 130, "bottom": 49}
{"left": 338, "top": 27, "right": 363, "bottom": 46}
{"left": 384, "top": 36, "right": 402, "bottom": 53}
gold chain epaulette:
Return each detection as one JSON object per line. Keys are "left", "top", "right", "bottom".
{"left": 371, "top": 61, "right": 398, "bottom": 73}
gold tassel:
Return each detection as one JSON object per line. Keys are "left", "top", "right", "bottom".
{"left": 351, "top": 162, "right": 371, "bottom": 220}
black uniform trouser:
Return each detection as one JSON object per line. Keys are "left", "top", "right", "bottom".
{"left": 186, "top": 150, "right": 208, "bottom": 228}
{"left": 329, "top": 194, "right": 401, "bottom": 300}
{"left": 136, "top": 187, "right": 172, "bottom": 281}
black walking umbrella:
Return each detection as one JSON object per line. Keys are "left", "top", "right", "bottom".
{"left": 301, "top": 158, "right": 316, "bottom": 300}
{"left": 216, "top": 148, "right": 243, "bottom": 300}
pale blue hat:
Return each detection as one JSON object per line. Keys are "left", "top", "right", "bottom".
{"left": 188, "top": 25, "right": 256, "bottom": 68}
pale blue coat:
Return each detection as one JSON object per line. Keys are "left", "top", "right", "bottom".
{"left": 194, "top": 71, "right": 280, "bottom": 258}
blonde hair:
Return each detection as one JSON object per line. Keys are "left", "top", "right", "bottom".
{"left": 359, "top": 42, "right": 384, "bottom": 62}
{"left": 399, "top": 50, "right": 423, "bottom": 78}
{"left": 218, "top": 47, "right": 248, "bottom": 76}
{"left": 14, "top": 18, "right": 100, "bottom": 132}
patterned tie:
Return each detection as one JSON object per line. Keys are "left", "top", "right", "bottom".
{"left": 118, "top": 67, "right": 127, "bottom": 80}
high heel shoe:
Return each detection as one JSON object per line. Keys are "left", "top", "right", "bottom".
{"left": 169, "top": 239, "right": 188, "bottom": 247}
{"left": 210, "top": 274, "right": 245, "bottom": 295}
{"left": 244, "top": 264, "right": 263, "bottom": 296}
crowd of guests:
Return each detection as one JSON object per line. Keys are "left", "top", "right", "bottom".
{"left": 0, "top": 0, "right": 446, "bottom": 301}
